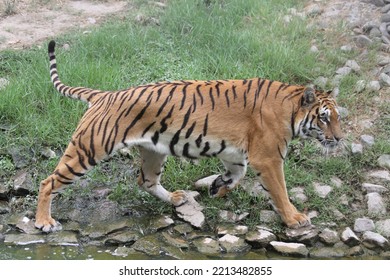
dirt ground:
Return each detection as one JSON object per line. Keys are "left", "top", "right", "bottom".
{"left": 0, "top": 0, "right": 129, "bottom": 50}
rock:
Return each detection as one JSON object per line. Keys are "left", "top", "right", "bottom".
{"left": 355, "top": 35, "right": 373, "bottom": 48}
{"left": 8, "top": 147, "right": 32, "bottom": 169}
{"left": 319, "top": 228, "right": 340, "bottom": 245}
{"left": 4, "top": 234, "right": 45, "bottom": 245}
{"left": 380, "top": 73, "right": 390, "bottom": 86}
{"left": 13, "top": 170, "right": 34, "bottom": 196}
{"left": 314, "top": 76, "right": 328, "bottom": 89}
{"left": 193, "top": 237, "right": 221, "bottom": 255}
{"left": 376, "top": 219, "right": 390, "bottom": 238}
{"left": 0, "top": 78, "right": 10, "bottom": 90}
{"left": 341, "top": 227, "right": 360, "bottom": 246}
{"left": 40, "top": 147, "right": 57, "bottom": 159}
{"left": 309, "top": 247, "right": 345, "bottom": 258}
{"left": 378, "top": 154, "right": 390, "bottom": 169}
{"left": 285, "top": 226, "right": 319, "bottom": 246}
{"left": 132, "top": 235, "right": 162, "bottom": 256}
{"left": 269, "top": 241, "right": 309, "bottom": 257}
{"left": 104, "top": 230, "right": 140, "bottom": 246}
{"left": 382, "top": 4, "right": 390, "bottom": 13}
{"left": 0, "top": 201, "right": 10, "bottom": 214}
{"left": 15, "top": 216, "right": 41, "bottom": 234}
{"left": 362, "top": 183, "right": 388, "bottom": 194}
{"left": 112, "top": 246, "right": 145, "bottom": 258}
{"left": 337, "top": 106, "right": 349, "bottom": 118}
{"left": 360, "top": 135, "right": 375, "bottom": 147}
{"left": 345, "top": 60, "right": 361, "bottom": 72}
{"left": 0, "top": 182, "right": 9, "bottom": 199}
{"left": 354, "top": 218, "right": 375, "bottom": 232}
{"left": 377, "top": 55, "right": 390, "bottom": 66}
{"left": 370, "top": 0, "right": 385, "bottom": 7}
{"left": 245, "top": 229, "right": 277, "bottom": 248}
{"left": 336, "top": 67, "right": 352, "bottom": 77}
{"left": 330, "top": 176, "right": 343, "bottom": 188}
{"left": 313, "top": 183, "right": 332, "bottom": 198}
{"left": 162, "top": 232, "right": 189, "bottom": 249}
{"left": 367, "top": 170, "right": 390, "bottom": 182}
{"left": 290, "top": 187, "right": 308, "bottom": 203}
{"left": 305, "top": 4, "right": 322, "bottom": 17}
{"left": 175, "top": 191, "right": 205, "bottom": 228}
{"left": 310, "top": 45, "right": 319, "bottom": 53}
{"left": 218, "top": 210, "right": 249, "bottom": 222}
{"left": 382, "top": 14, "right": 390, "bottom": 23}
{"left": 173, "top": 223, "right": 194, "bottom": 235}
{"left": 362, "top": 231, "right": 389, "bottom": 249}
{"left": 149, "top": 215, "right": 175, "bottom": 233}
{"left": 259, "top": 210, "right": 280, "bottom": 223}
{"left": 47, "top": 231, "right": 79, "bottom": 246}
{"left": 217, "top": 224, "right": 248, "bottom": 236}
{"left": 81, "top": 218, "right": 136, "bottom": 239}
{"left": 355, "top": 80, "right": 366, "bottom": 93}
{"left": 218, "top": 234, "right": 251, "bottom": 253}
{"left": 340, "top": 45, "right": 353, "bottom": 52}
{"left": 366, "top": 192, "right": 387, "bottom": 215}
{"left": 370, "top": 27, "right": 382, "bottom": 37}
{"left": 367, "top": 81, "right": 381, "bottom": 91}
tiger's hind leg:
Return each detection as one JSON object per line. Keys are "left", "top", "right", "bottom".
{"left": 35, "top": 141, "right": 104, "bottom": 232}
{"left": 137, "top": 147, "right": 187, "bottom": 206}
{"left": 194, "top": 158, "right": 247, "bottom": 198}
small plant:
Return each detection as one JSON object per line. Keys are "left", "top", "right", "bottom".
{"left": 2, "top": 0, "right": 17, "bottom": 16}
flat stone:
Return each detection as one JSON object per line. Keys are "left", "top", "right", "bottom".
{"left": 13, "top": 170, "right": 34, "bottom": 196}
{"left": 360, "top": 134, "right": 375, "bottom": 147}
{"left": 355, "top": 35, "right": 373, "bottom": 48}
{"left": 290, "top": 187, "right": 308, "bottom": 203}
{"left": 330, "top": 177, "right": 343, "bottom": 188}
{"left": 310, "top": 247, "right": 345, "bottom": 259}
{"left": 382, "top": 13, "right": 390, "bottom": 23}
{"left": 104, "top": 230, "right": 140, "bottom": 246}
{"left": 162, "top": 231, "right": 189, "bottom": 249}
{"left": 4, "top": 234, "right": 46, "bottom": 245}
{"left": 345, "top": 60, "right": 361, "bottom": 72}
{"left": 336, "top": 67, "right": 352, "bottom": 76}
{"left": 175, "top": 191, "right": 205, "bottom": 228}
{"left": 380, "top": 73, "right": 390, "bottom": 87}
{"left": 259, "top": 210, "right": 280, "bottom": 223}
{"left": 319, "top": 228, "right": 340, "bottom": 245}
{"left": 362, "top": 231, "right": 389, "bottom": 249}
{"left": 362, "top": 183, "right": 388, "bottom": 193}
{"left": 367, "top": 170, "right": 390, "bottom": 182}
{"left": 376, "top": 219, "right": 390, "bottom": 238}
{"left": 218, "top": 234, "right": 251, "bottom": 253}
{"left": 366, "top": 192, "right": 387, "bottom": 215}
{"left": 149, "top": 215, "right": 175, "bottom": 232}
{"left": 0, "top": 182, "right": 9, "bottom": 199}
{"left": 0, "top": 201, "right": 10, "bottom": 214}
{"left": 47, "top": 231, "right": 79, "bottom": 246}
{"left": 270, "top": 241, "right": 309, "bottom": 257}
{"left": 173, "top": 223, "right": 194, "bottom": 235}
{"left": 378, "top": 154, "right": 390, "bottom": 169}
{"left": 132, "top": 235, "right": 162, "bottom": 256}
{"left": 355, "top": 80, "right": 366, "bottom": 92}
{"left": 0, "top": 77, "right": 9, "bottom": 90}
{"left": 193, "top": 237, "right": 221, "bottom": 255}
{"left": 367, "top": 81, "right": 381, "bottom": 91}
{"left": 313, "top": 183, "right": 332, "bottom": 198}
{"left": 15, "top": 216, "right": 41, "bottom": 234}
{"left": 341, "top": 227, "right": 360, "bottom": 246}
{"left": 354, "top": 218, "right": 375, "bottom": 232}
{"left": 218, "top": 210, "right": 249, "bottom": 223}
{"left": 245, "top": 229, "right": 277, "bottom": 248}
{"left": 217, "top": 224, "right": 248, "bottom": 236}
{"left": 351, "top": 143, "right": 363, "bottom": 154}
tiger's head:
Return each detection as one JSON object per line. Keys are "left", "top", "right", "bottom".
{"left": 295, "top": 87, "right": 343, "bottom": 150}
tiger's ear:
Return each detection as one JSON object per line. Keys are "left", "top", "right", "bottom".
{"left": 301, "top": 87, "right": 316, "bottom": 107}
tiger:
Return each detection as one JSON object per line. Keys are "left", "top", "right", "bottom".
{"left": 34, "top": 40, "right": 343, "bottom": 232}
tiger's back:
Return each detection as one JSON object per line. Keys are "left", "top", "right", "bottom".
{"left": 35, "top": 41, "right": 343, "bottom": 232}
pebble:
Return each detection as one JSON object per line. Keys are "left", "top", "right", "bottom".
{"left": 340, "top": 45, "right": 353, "bottom": 52}
{"left": 290, "top": 187, "right": 308, "bottom": 203}
{"left": 366, "top": 192, "right": 387, "bottom": 215}
{"left": 376, "top": 219, "right": 390, "bottom": 238}
{"left": 354, "top": 217, "right": 375, "bottom": 232}
{"left": 341, "top": 227, "right": 360, "bottom": 246}
{"left": 382, "top": 4, "right": 390, "bottom": 13}
{"left": 269, "top": 241, "right": 309, "bottom": 257}
{"left": 0, "top": 78, "right": 10, "bottom": 91}
{"left": 360, "top": 134, "right": 375, "bottom": 147}
{"left": 319, "top": 228, "right": 340, "bottom": 245}
{"left": 378, "top": 154, "right": 390, "bottom": 169}
{"left": 367, "top": 170, "right": 390, "bottom": 182}
{"left": 371, "top": 0, "right": 385, "bottom": 7}
{"left": 382, "top": 13, "right": 390, "bottom": 23}
{"left": 362, "top": 231, "right": 389, "bottom": 249}
{"left": 335, "top": 67, "right": 352, "bottom": 76}
{"left": 355, "top": 35, "right": 373, "bottom": 48}
{"left": 313, "top": 183, "right": 332, "bottom": 198}
{"left": 379, "top": 72, "right": 390, "bottom": 86}
{"left": 310, "top": 247, "right": 345, "bottom": 258}
{"left": 362, "top": 182, "right": 388, "bottom": 193}
{"left": 245, "top": 229, "right": 277, "bottom": 248}
{"left": 351, "top": 143, "right": 363, "bottom": 154}
{"left": 345, "top": 60, "right": 361, "bottom": 72}
{"left": 310, "top": 45, "right": 319, "bottom": 53}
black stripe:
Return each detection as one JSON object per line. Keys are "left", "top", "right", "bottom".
{"left": 264, "top": 80, "right": 274, "bottom": 99}
{"left": 122, "top": 99, "right": 152, "bottom": 143}
{"left": 192, "top": 93, "right": 197, "bottom": 113}
{"left": 232, "top": 85, "right": 237, "bottom": 99}
{"left": 142, "top": 121, "right": 156, "bottom": 137}
{"left": 152, "top": 131, "right": 159, "bottom": 145}
{"left": 252, "top": 79, "right": 266, "bottom": 112}
{"left": 278, "top": 145, "right": 285, "bottom": 160}
{"left": 203, "top": 114, "right": 209, "bottom": 136}
{"left": 169, "top": 130, "right": 181, "bottom": 156}
{"left": 196, "top": 84, "right": 204, "bottom": 105}
{"left": 209, "top": 87, "right": 215, "bottom": 110}
{"left": 180, "top": 85, "right": 188, "bottom": 110}
{"left": 160, "top": 105, "right": 175, "bottom": 133}
{"left": 185, "top": 121, "right": 196, "bottom": 139}
{"left": 200, "top": 141, "right": 210, "bottom": 156}
{"left": 76, "top": 150, "right": 88, "bottom": 170}
{"left": 183, "top": 143, "right": 197, "bottom": 159}
{"left": 124, "top": 87, "right": 148, "bottom": 117}
{"left": 195, "top": 134, "right": 202, "bottom": 148}
{"left": 274, "top": 83, "right": 285, "bottom": 99}
{"left": 65, "top": 163, "right": 84, "bottom": 177}
{"left": 216, "top": 140, "right": 226, "bottom": 155}
{"left": 180, "top": 105, "right": 192, "bottom": 130}
{"left": 224, "top": 89, "right": 230, "bottom": 107}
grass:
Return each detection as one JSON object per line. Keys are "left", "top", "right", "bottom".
{"left": 0, "top": 0, "right": 389, "bottom": 230}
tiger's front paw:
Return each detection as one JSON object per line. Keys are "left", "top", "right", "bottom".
{"left": 35, "top": 217, "right": 62, "bottom": 233}
{"left": 171, "top": 190, "right": 188, "bottom": 206}
{"left": 209, "top": 175, "right": 232, "bottom": 198}
{"left": 285, "top": 212, "right": 311, "bottom": 229}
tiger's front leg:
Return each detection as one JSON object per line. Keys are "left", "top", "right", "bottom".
{"left": 251, "top": 158, "right": 311, "bottom": 229}
{"left": 194, "top": 158, "right": 247, "bottom": 197}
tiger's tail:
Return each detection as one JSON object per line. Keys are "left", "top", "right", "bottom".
{"left": 48, "top": 40, "right": 97, "bottom": 103}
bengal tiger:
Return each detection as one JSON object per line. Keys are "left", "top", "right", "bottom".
{"left": 34, "top": 40, "right": 343, "bottom": 232}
